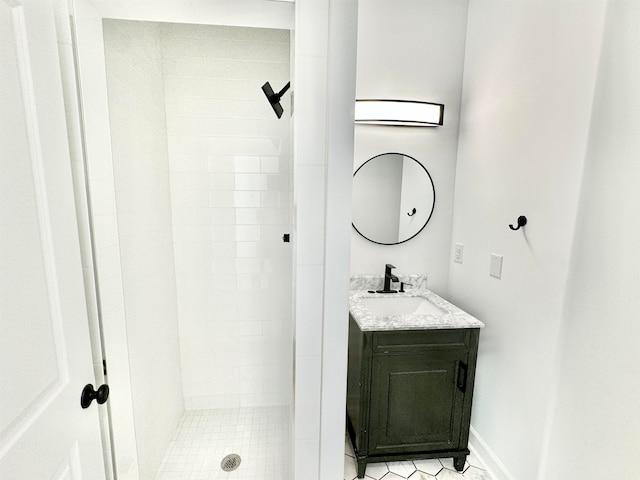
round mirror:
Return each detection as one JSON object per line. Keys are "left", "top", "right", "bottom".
{"left": 352, "top": 153, "right": 435, "bottom": 245}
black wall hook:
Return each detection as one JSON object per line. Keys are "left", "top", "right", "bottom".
{"left": 509, "top": 215, "right": 527, "bottom": 231}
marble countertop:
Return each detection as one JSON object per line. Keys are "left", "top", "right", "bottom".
{"left": 349, "top": 289, "right": 485, "bottom": 331}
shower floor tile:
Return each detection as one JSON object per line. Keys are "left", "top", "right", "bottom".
{"left": 154, "top": 406, "right": 290, "bottom": 480}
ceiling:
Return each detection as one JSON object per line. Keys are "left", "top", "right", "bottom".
{"left": 89, "top": 0, "right": 294, "bottom": 29}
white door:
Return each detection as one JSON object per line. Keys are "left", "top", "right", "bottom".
{"left": 0, "top": 0, "right": 106, "bottom": 478}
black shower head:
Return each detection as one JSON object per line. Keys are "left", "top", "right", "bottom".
{"left": 262, "top": 81, "right": 290, "bottom": 119}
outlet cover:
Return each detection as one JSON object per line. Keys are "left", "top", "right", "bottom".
{"left": 490, "top": 254, "right": 503, "bottom": 278}
{"left": 454, "top": 243, "right": 464, "bottom": 264}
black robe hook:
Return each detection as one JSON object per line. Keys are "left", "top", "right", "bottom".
{"left": 509, "top": 215, "right": 527, "bottom": 231}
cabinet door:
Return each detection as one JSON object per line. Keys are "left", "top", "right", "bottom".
{"left": 369, "top": 352, "right": 465, "bottom": 454}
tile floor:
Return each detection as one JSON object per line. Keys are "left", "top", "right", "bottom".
{"left": 153, "top": 407, "right": 491, "bottom": 480}
{"left": 154, "top": 406, "right": 290, "bottom": 480}
{"left": 343, "top": 436, "right": 493, "bottom": 480}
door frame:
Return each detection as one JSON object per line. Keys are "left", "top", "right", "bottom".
{"left": 68, "top": 1, "right": 297, "bottom": 479}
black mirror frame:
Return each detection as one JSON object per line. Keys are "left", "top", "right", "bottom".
{"left": 352, "top": 152, "right": 436, "bottom": 245}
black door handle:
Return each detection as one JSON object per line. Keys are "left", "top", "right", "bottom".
{"left": 81, "top": 383, "right": 109, "bottom": 409}
{"left": 456, "top": 362, "right": 468, "bottom": 393}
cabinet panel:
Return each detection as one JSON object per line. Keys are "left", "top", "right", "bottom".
{"left": 373, "top": 330, "right": 469, "bottom": 352}
{"left": 369, "top": 354, "right": 464, "bottom": 454}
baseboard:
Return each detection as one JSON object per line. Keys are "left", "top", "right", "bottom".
{"left": 468, "top": 426, "right": 516, "bottom": 480}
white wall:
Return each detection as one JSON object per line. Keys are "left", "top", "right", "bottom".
{"left": 160, "top": 23, "right": 293, "bottom": 410}
{"left": 539, "top": 1, "right": 640, "bottom": 478}
{"left": 102, "top": 19, "right": 184, "bottom": 480}
{"left": 448, "top": 1, "right": 607, "bottom": 479}
{"left": 351, "top": 0, "right": 469, "bottom": 295}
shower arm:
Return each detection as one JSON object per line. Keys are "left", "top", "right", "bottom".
{"left": 271, "top": 81, "right": 290, "bottom": 101}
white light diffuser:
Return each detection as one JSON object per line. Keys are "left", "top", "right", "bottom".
{"left": 354, "top": 99, "right": 444, "bottom": 126}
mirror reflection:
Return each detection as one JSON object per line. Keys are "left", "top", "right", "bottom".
{"left": 352, "top": 153, "right": 435, "bottom": 245}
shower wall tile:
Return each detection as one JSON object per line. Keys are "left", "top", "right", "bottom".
{"left": 261, "top": 156, "right": 281, "bottom": 173}
{"left": 162, "top": 23, "right": 292, "bottom": 410}
{"left": 235, "top": 173, "right": 268, "bottom": 191}
{"left": 234, "top": 191, "right": 261, "bottom": 207}
{"left": 103, "top": 19, "right": 184, "bottom": 480}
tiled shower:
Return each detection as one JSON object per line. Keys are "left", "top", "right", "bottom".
{"left": 102, "top": 19, "right": 292, "bottom": 479}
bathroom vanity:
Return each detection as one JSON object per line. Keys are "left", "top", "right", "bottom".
{"left": 346, "top": 290, "right": 483, "bottom": 478}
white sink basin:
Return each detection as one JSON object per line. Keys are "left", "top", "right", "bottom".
{"left": 360, "top": 295, "right": 446, "bottom": 317}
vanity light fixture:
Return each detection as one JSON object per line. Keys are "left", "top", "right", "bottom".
{"left": 354, "top": 99, "right": 444, "bottom": 127}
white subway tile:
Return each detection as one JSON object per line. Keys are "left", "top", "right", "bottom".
{"left": 234, "top": 173, "right": 267, "bottom": 191}
{"left": 233, "top": 191, "right": 261, "bottom": 207}
{"left": 208, "top": 173, "right": 235, "bottom": 190}
{"left": 235, "top": 208, "right": 258, "bottom": 225}
{"left": 233, "top": 137, "right": 284, "bottom": 156}
{"left": 211, "top": 242, "right": 236, "bottom": 258}
{"left": 207, "top": 155, "right": 235, "bottom": 172}
{"left": 235, "top": 258, "right": 262, "bottom": 274}
{"left": 211, "top": 275, "right": 238, "bottom": 291}
{"left": 267, "top": 174, "right": 290, "bottom": 192}
{"left": 209, "top": 225, "right": 237, "bottom": 241}
{"left": 163, "top": 24, "right": 292, "bottom": 412}
{"left": 261, "top": 191, "right": 290, "bottom": 208}
{"left": 238, "top": 320, "right": 263, "bottom": 337}
{"left": 236, "top": 273, "right": 256, "bottom": 290}
{"left": 236, "top": 242, "right": 258, "bottom": 258}
{"left": 210, "top": 207, "right": 236, "bottom": 225}
{"left": 211, "top": 258, "right": 236, "bottom": 274}
{"left": 261, "top": 156, "right": 280, "bottom": 173}
{"left": 233, "top": 155, "right": 261, "bottom": 172}
{"left": 207, "top": 137, "right": 236, "bottom": 155}
{"left": 235, "top": 225, "right": 261, "bottom": 241}
{"left": 208, "top": 190, "right": 235, "bottom": 207}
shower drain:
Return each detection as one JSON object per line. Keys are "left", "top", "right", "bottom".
{"left": 220, "top": 453, "right": 241, "bottom": 472}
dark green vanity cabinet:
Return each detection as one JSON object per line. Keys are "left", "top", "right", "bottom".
{"left": 346, "top": 314, "right": 480, "bottom": 478}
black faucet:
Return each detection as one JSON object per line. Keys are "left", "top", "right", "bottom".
{"left": 377, "top": 264, "right": 399, "bottom": 293}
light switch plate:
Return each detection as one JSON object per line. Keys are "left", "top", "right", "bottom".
{"left": 454, "top": 243, "right": 464, "bottom": 264}
{"left": 490, "top": 254, "right": 503, "bottom": 278}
